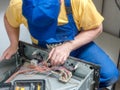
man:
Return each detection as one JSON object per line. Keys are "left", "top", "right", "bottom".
{"left": 0, "top": 0, "right": 119, "bottom": 89}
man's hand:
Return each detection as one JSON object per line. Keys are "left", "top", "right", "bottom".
{"left": 48, "top": 42, "right": 73, "bottom": 66}
{"left": 0, "top": 45, "right": 18, "bottom": 61}
{"left": 0, "top": 15, "right": 20, "bottom": 61}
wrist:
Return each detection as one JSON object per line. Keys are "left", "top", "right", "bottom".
{"left": 10, "top": 42, "right": 18, "bottom": 49}
{"left": 63, "top": 41, "right": 74, "bottom": 51}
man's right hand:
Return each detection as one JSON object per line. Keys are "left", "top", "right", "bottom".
{"left": 0, "top": 45, "right": 18, "bottom": 61}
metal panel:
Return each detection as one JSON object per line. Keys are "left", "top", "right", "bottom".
{"left": 0, "top": 41, "right": 100, "bottom": 90}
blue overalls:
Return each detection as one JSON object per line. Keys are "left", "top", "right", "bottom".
{"left": 23, "top": 0, "right": 119, "bottom": 88}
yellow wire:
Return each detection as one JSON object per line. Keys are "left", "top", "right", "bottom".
{"left": 37, "top": 84, "right": 41, "bottom": 90}
{"left": 21, "top": 87, "right": 25, "bottom": 90}
{"left": 15, "top": 86, "right": 20, "bottom": 90}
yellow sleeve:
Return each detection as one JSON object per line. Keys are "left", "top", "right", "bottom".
{"left": 79, "top": 0, "right": 104, "bottom": 30}
{"left": 5, "top": 0, "right": 23, "bottom": 28}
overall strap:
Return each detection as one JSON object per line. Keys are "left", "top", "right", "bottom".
{"left": 64, "top": 0, "right": 78, "bottom": 32}
{"left": 64, "top": 0, "right": 72, "bottom": 15}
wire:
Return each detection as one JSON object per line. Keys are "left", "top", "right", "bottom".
{"left": 5, "top": 61, "right": 72, "bottom": 83}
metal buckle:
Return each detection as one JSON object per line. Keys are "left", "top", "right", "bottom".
{"left": 46, "top": 43, "right": 62, "bottom": 49}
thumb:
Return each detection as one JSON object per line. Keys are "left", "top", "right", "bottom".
{"left": 5, "top": 54, "right": 12, "bottom": 60}
{"left": 0, "top": 55, "right": 5, "bottom": 61}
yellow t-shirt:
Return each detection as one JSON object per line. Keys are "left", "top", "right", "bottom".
{"left": 6, "top": 0, "right": 104, "bottom": 44}
{"left": 6, "top": 0, "right": 104, "bottom": 30}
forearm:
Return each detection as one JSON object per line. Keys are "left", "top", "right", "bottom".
{"left": 4, "top": 14, "right": 20, "bottom": 47}
{"left": 65, "top": 24, "right": 103, "bottom": 51}
{"left": 48, "top": 24, "right": 103, "bottom": 65}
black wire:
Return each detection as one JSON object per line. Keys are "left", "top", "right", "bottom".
{"left": 115, "top": 0, "right": 120, "bottom": 10}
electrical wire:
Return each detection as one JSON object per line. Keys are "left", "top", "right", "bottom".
{"left": 5, "top": 61, "right": 72, "bottom": 83}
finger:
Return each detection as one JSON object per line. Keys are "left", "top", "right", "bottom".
{"left": 53, "top": 54, "right": 66, "bottom": 66}
{"left": 6, "top": 53, "right": 12, "bottom": 60}
{"left": 0, "top": 52, "right": 8, "bottom": 61}
{"left": 55, "top": 55, "right": 64, "bottom": 65}
{"left": 3, "top": 50, "right": 13, "bottom": 60}
{"left": 50, "top": 53, "right": 57, "bottom": 66}
{"left": 0, "top": 56, "right": 4, "bottom": 61}
{"left": 62, "top": 56, "right": 67, "bottom": 64}
{"left": 58, "top": 56, "right": 66, "bottom": 65}
{"left": 48, "top": 48, "right": 55, "bottom": 59}
{"left": 52, "top": 55, "right": 60, "bottom": 66}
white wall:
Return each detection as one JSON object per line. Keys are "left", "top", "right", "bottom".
{"left": 0, "top": 0, "right": 31, "bottom": 56}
